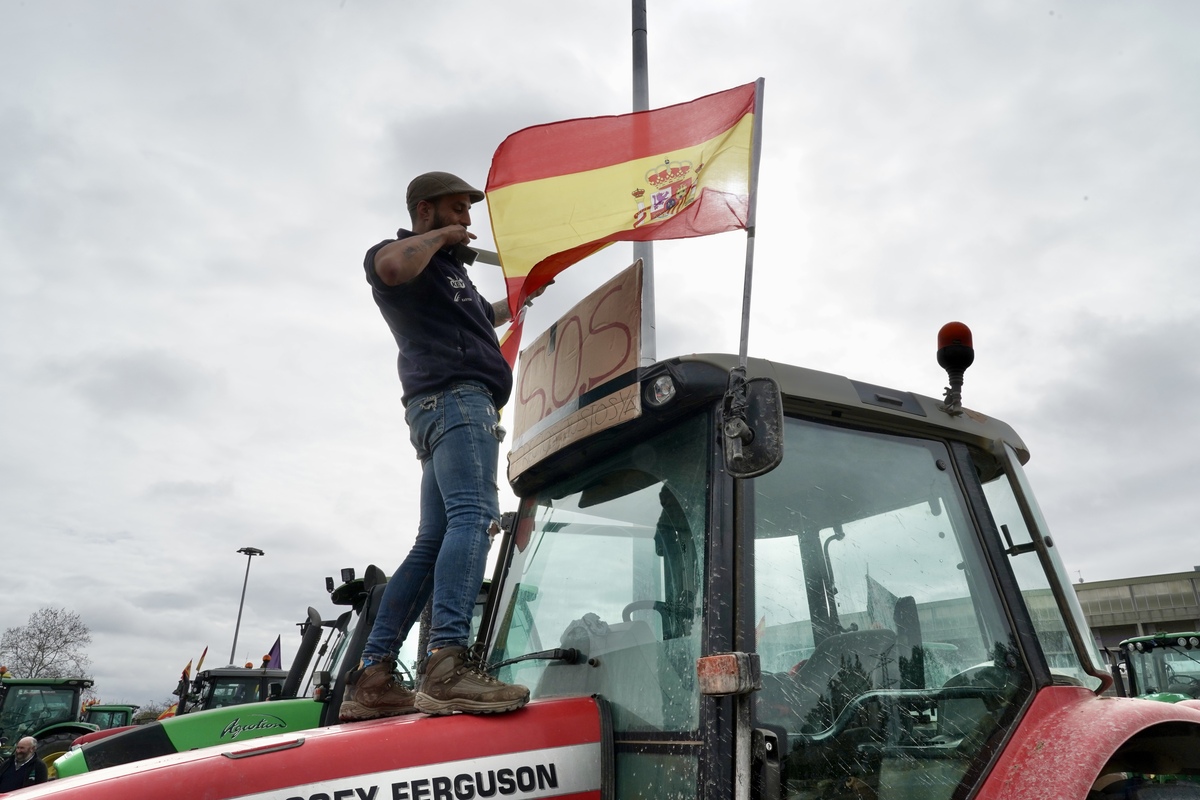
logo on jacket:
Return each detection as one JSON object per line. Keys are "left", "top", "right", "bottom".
{"left": 448, "top": 276, "right": 472, "bottom": 303}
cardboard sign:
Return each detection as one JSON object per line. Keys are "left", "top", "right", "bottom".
{"left": 508, "top": 261, "right": 643, "bottom": 482}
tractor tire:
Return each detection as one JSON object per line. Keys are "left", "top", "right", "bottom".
{"left": 36, "top": 733, "right": 77, "bottom": 779}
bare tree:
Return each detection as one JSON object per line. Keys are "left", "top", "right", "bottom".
{"left": 0, "top": 607, "right": 92, "bottom": 678}
{"left": 134, "top": 697, "right": 177, "bottom": 723}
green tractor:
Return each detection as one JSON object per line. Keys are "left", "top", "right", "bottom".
{"left": 0, "top": 676, "right": 98, "bottom": 770}
{"left": 1113, "top": 631, "right": 1200, "bottom": 703}
{"left": 53, "top": 566, "right": 483, "bottom": 778}
{"left": 173, "top": 666, "right": 289, "bottom": 715}
{"left": 81, "top": 704, "right": 139, "bottom": 730}
{"left": 53, "top": 566, "right": 393, "bottom": 778}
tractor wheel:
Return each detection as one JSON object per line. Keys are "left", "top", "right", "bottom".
{"left": 36, "top": 733, "right": 77, "bottom": 779}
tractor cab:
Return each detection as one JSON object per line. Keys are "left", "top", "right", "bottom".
{"left": 0, "top": 680, "right": 83, "bottom": 743}
{"left": 1117, "top": 632, "right": 1200, "bottom": 702}
{"left": 80, "top": 704, "right": 139, "bottom": 730}
{"left": 486, "top": 352, "right": 1107, "bottom": 799}
{"left": 0, "top": 676, "right": 96, "bottom": 770}
{"left": 188, "top": 667, "right": 289, "bottom": 711}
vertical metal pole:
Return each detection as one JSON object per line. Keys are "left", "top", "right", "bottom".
{"left": 632, "top": 0, "right": 649, "bottom": 113}
{"left": 735, "top": 694, "right": 752, "bottom": 800}
{"left": 229, "top": 547, "right": 263, "bottom": 665}
{"left": 632, "top": 0, "right": 656, "bottom": 365}
{"left": 737, "top": 78, "right": 766, "bottom": 368}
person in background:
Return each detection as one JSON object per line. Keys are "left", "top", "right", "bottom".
{"left": 0, "top": 737, "right": 48, "bottom": 791}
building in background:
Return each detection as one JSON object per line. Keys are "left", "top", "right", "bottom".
{"left": 1074, "top": 567, "right": 1200, "bottom": 650}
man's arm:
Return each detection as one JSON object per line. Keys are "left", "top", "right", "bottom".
{"left": 489, "top": 280, "right": 555, "bottom": 329}
{"left": 372, "top": 225, "right": 474, "bottom": 287}
{"left": 492, "top": 299, "right": 512, "bottom": 327}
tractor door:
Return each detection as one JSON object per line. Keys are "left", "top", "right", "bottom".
{"left": 746, "top": 417, "right": 1036, "bottom": 800}
{"left": 489, "top": 412, "right": 714, "bottom": 800}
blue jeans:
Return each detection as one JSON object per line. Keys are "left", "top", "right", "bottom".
{"left": 363, "top": 382, "right": 502, "bottom": 662}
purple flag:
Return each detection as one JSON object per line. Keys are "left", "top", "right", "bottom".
{"left": 265, "top": 635, "right": 282, "bottom": 669}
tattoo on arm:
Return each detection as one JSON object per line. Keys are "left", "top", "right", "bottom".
{"left": 401, "top": 239, "right": 433, "bottom": 259}
{"left": 492, "top": 299, "right": 512, "bottom": 327}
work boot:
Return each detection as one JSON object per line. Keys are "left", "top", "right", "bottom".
{"left": 414, "top": 645, "right": 530, "bottom": 715}
{"left": 338, "top": 659, "right": 419, "bottom": 721}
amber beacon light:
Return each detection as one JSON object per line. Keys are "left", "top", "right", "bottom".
{"left": 937, "top": 321, "right": 974, "bottom": 415}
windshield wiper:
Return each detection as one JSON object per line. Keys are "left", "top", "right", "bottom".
{"left": 1166, "top": 646, "right": 1200, "bottom": 668}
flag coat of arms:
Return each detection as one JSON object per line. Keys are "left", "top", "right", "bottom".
{"left": 487, "top": 81, "right": 760, "bottom": 338}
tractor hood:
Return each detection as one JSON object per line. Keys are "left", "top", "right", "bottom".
{"left": 18, "top": 697, "right": 611, "bottom": 800}
{"left": 1141, "top": 691, "right": 1193, "bottom": 704}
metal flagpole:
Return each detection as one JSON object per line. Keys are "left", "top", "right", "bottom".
{"left": 729, "top": 88, "right": 766, "bottom": 799}
{"left": 737, "top": 78, "right": 766, "bottom": 368}
{"left": 632, "top": 0, "right": 656, "bottom": 366}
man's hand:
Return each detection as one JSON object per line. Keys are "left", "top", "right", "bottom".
{"left": 525, "top": 280, "right": 553, "bottom": 305}
{"left": 492, "top": 280, "right": 554, "bottom": 328}
{"left": 436, "top": 225, "right": 476, "bottom": 248}
{"left": 374, "top": 226, "right": 476, "bottom": 287}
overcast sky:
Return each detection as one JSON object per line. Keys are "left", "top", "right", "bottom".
{"left": 2, "top": 1, "right": 1197, "bottom": 707}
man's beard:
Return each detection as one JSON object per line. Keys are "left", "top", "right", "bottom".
{"left": 431, "top": 210, "right": 461, "bottom": 231}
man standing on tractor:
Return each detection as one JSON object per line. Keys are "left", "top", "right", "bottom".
{"left": 0, "top": 736, "right": 48, "bottom": 791}
{"left": 341, "top": 171, "right": 544, "bottom": 720}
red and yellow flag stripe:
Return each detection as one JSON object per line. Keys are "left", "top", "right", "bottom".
{"left": 487, "top": 83, "right": 758, "bottom": 317}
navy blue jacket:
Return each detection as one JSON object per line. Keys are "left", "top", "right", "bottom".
{"left": 364, "top": 230, "right": 512, "bottom": 408}
{"left": 0, "top": 754, "right": 48, "bottom": 791}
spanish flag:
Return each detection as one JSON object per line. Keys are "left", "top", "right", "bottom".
{"left": 487, "top": 81, "right": 760, "bottom": 328}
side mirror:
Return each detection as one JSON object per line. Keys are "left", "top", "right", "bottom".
{"left": 722, "top": 373, "right": 784, "bottom": 479}
{"left": 1102, "top": 648, "right": 1127, "bottom": 697}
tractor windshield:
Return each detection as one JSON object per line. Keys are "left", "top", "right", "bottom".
{"left": 491, "top": 413, "right": 710, "bottom": 796}
{"left": 751, "top": 417, "right": 1032, "bottom": 800}
{"left": 202, "top": 677, "right": 264, "bottom": 709}
{"left": 0, "top": 685, "right": 79, "bottom": 741}
{"left": 1126, "top": 638, "right": 1200, "bottom": 699}
{"left": 81, "top": 707, "right": 130, "bottom": 729}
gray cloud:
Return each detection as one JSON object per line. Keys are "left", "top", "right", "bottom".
{"left": 145, "top": 479, "right": 236, "bottom": 502}
{"left": 1, "top": 0, "right": 1198, "bottom": 705}
{"left": 48, "top": 351, "right": 222, "bottom": 419}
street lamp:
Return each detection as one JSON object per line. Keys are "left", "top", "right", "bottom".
{"left": 229, "top": 547, "right": 265, "bottom": 665}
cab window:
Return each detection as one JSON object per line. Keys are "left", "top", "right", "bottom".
{"left": 751, "top": 417, "right": 1030, "bottom": 800}
{"left": 491, "top": 415, "right": 710, "bottom": 799}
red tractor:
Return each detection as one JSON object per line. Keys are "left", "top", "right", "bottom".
{"left": 19, "top": 265, "right": 1200, "bottom": 799}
